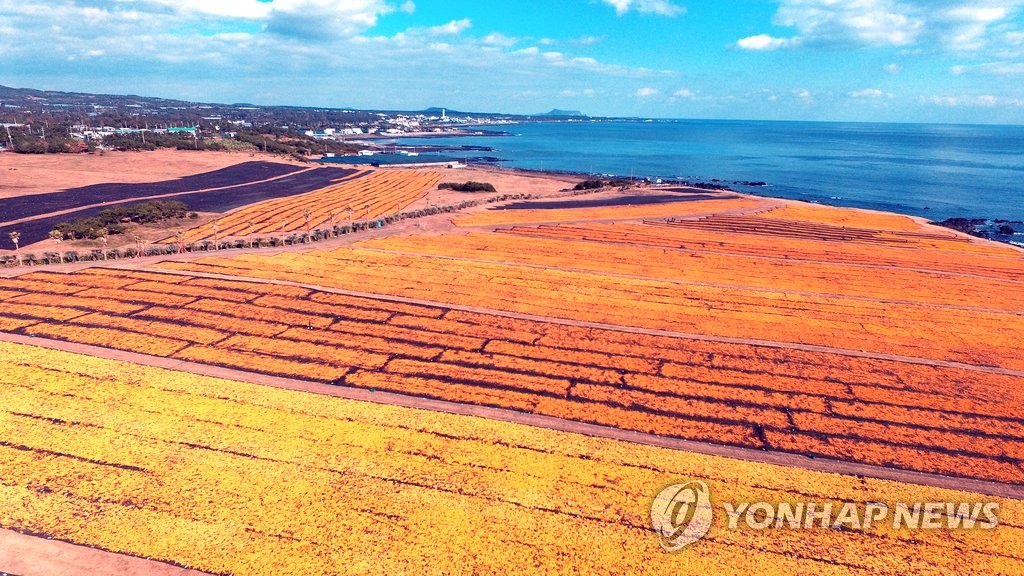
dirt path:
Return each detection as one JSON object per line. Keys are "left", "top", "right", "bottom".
{"left": 0, "top": 528, "right": 213, "bottom": 576}
{"left": 0, "top": 332, "right": 1019, "bottom": 501}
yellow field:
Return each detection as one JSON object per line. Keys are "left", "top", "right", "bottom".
{"left": 0, "top": 341, "right": 1021, "bottom": 576}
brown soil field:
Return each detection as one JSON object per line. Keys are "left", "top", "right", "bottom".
{"left": 0, "top": 149, "right": 303, "bottom": 199}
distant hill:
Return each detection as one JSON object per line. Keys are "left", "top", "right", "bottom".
{"left": 0, "top": 84, "right": 597, "bottom": 128}
{"left": 537, "top": 109, "right": 587, "bottom": 118}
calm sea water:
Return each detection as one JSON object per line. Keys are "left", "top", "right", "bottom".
{"left": 391, "top": 120, "right": 1024, "bottom": 222}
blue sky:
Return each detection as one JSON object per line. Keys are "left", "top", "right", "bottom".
{"left": 2, "top": 0, "right": 1024, "bottom": 123}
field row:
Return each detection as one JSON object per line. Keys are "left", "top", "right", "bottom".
{"left": 174, "top": 169, "right": 437, "bottom": 243}
{"left": 155, "top": 249, "right": 1024, "bottom": 372}
{"left": 651, "top": 215, "right": 999, "bottom": 255}
{"left": 763, "top": 202, "right": 940, "bottom": 233}
{"left": 3, "top": 342, "right": 1020, "bottom": 575}
{"left": 455, "top": 195, "right": 766, "bottom": 227}
{"left": 499, "top": 223, "right": 1024, "bottom": 281}
{"left": 356, "top": 232, "right": 1024, "bottom": 312}
{"left": 1, "top": 268, "right": 1022, "bottom": 483}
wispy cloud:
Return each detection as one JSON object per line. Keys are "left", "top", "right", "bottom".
{"left": 602, "top": 0, "right": 686, "bottom": 17}
{"left": 735, "top": 0, "right": 1024, "bottom": 54}
{"left": 849, "top": 88, "right": 892, "bottom": 98}
{"left": 734, "top": 34, "right": 794, "bottom": 51}
{"left": 736, "top": 0, "right": 924, "bottom": 51}
{"left": 427, "top": 18, "right": 472, "bottom": 36}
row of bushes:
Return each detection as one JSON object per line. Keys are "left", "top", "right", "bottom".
{"left": 3, "top": 193, "right": 534, "bottom": 268}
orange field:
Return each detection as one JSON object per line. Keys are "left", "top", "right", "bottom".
{"left": 455, "top": 192, "right": 767, "bottom": 226}
{"left": 151, "top": 245, "right": 1024, "bottom": 372}
{"left": 356, "top": 232, "right": 1022, "bottom": 311}
{"left": 500, "top": 221, "right": 1024, "bottom": 280}
{"left": 2, "top": 181, "right": 1024, "bottom": 573}
{"left": 0, "top": 265, "right": 1022, "bottom": 484}
{"left": 762, "top": 202, "right": 933, "bottom": 232}
{"left": 172, "top": 169, "right": 439, "bottom": 243}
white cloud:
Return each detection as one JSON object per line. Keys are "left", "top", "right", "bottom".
{"left": 923, "top": 94, "right": 1001, "bottom": 107}
{"left": 735, "top": 34, "right": 793, "bottom": 51}
{"left": 739, "top": 0, "right": 1024, "bottom": 56}
{"left": 884, "top": 62, "right": 902, "bottom": 73}
{"left": 951, "top": 61, "right": 1024, "bottom": 75}
{"left": 603, "top": 0, "right": 686, "bottom": 17}
{"left": 481, "top": 32, "right": 518, "bottom": 47}
{"left": 674, "top": 88, "right": 695, "bottom": 98}
{"left": 849, "top": 88, "right": 891, "bottom": 98}
{"left": 141, "top": 0, "right": 273, "bottom": 20}
{"left": 773, "top": 0, "right": 923, "bottom": 48}
{"left": 937, "top": 4, "right": 1015, "bottom": 51}
{"left": 572, "top": 35, "right": 605, "bottom": 46}
{"left": 266, "top": 0, "right": 397, "bottom": 38}
{"left": 427, "top": 18, "right": 472, "bottom": 36}
{"left": 560, "top": 88, "right": 597, "bottom": 97}
{"left": 636, "top": 87, "right": 659, "bottom": 97}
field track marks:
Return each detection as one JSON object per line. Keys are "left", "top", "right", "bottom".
{"left": 353, "top": 247, "right": 1024, "bottom": 316}
{"left": 0, "top": 166, "right": 341, "bottom": 228}
{"left": 2, "top": 331, "right": 1021, "bottom": 500}
{"left": 0, "top": 527, "right": 214, "bottom": 576}
{"left": 496, "top": 229, "right": 1024, "bottom": 285}
{"left": 121, "top": 265, "right": 1024, "bottom": 379}
{"left": 455, "top": 197, "right": 783, "bottom": 229}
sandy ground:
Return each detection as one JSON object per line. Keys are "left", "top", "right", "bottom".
{"left": 0, "top": 149, "right": 303, "bottom": 199}
{"left": 0, "top": 528, "right": 212, "bottom": 576}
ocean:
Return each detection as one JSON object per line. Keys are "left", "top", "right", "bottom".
{"left": 389, "top": 120, "right": 1024, "bottom": 223}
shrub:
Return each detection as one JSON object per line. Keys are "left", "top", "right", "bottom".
{"left": 438, "top": 181, "right": 496, "bottom": 193}
{"left": 573, "top": 179, "right": 605, "bottom": 191}
{"left": 52, "top": 200, "right": 190, "bottom": 240}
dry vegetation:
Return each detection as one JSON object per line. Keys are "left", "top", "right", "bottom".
{"left": 173, "top": 169, "right": 437, "bottom": 242}
{"left": 1, "top": 163, "right": 1023, "bottom": 573}
{"left": 1, "top": 342, "right": 1021, "bottom": 576}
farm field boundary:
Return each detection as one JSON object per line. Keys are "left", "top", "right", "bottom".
{"left": 1, "top": 331, "right": 1020, "bottom": 501}
{"left": 129, "top": 266, "right": 1024, "bottom": 379}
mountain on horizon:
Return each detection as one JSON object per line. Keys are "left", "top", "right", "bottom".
{"left": 537, "top": 109, "right": 586, "bottom": 117}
